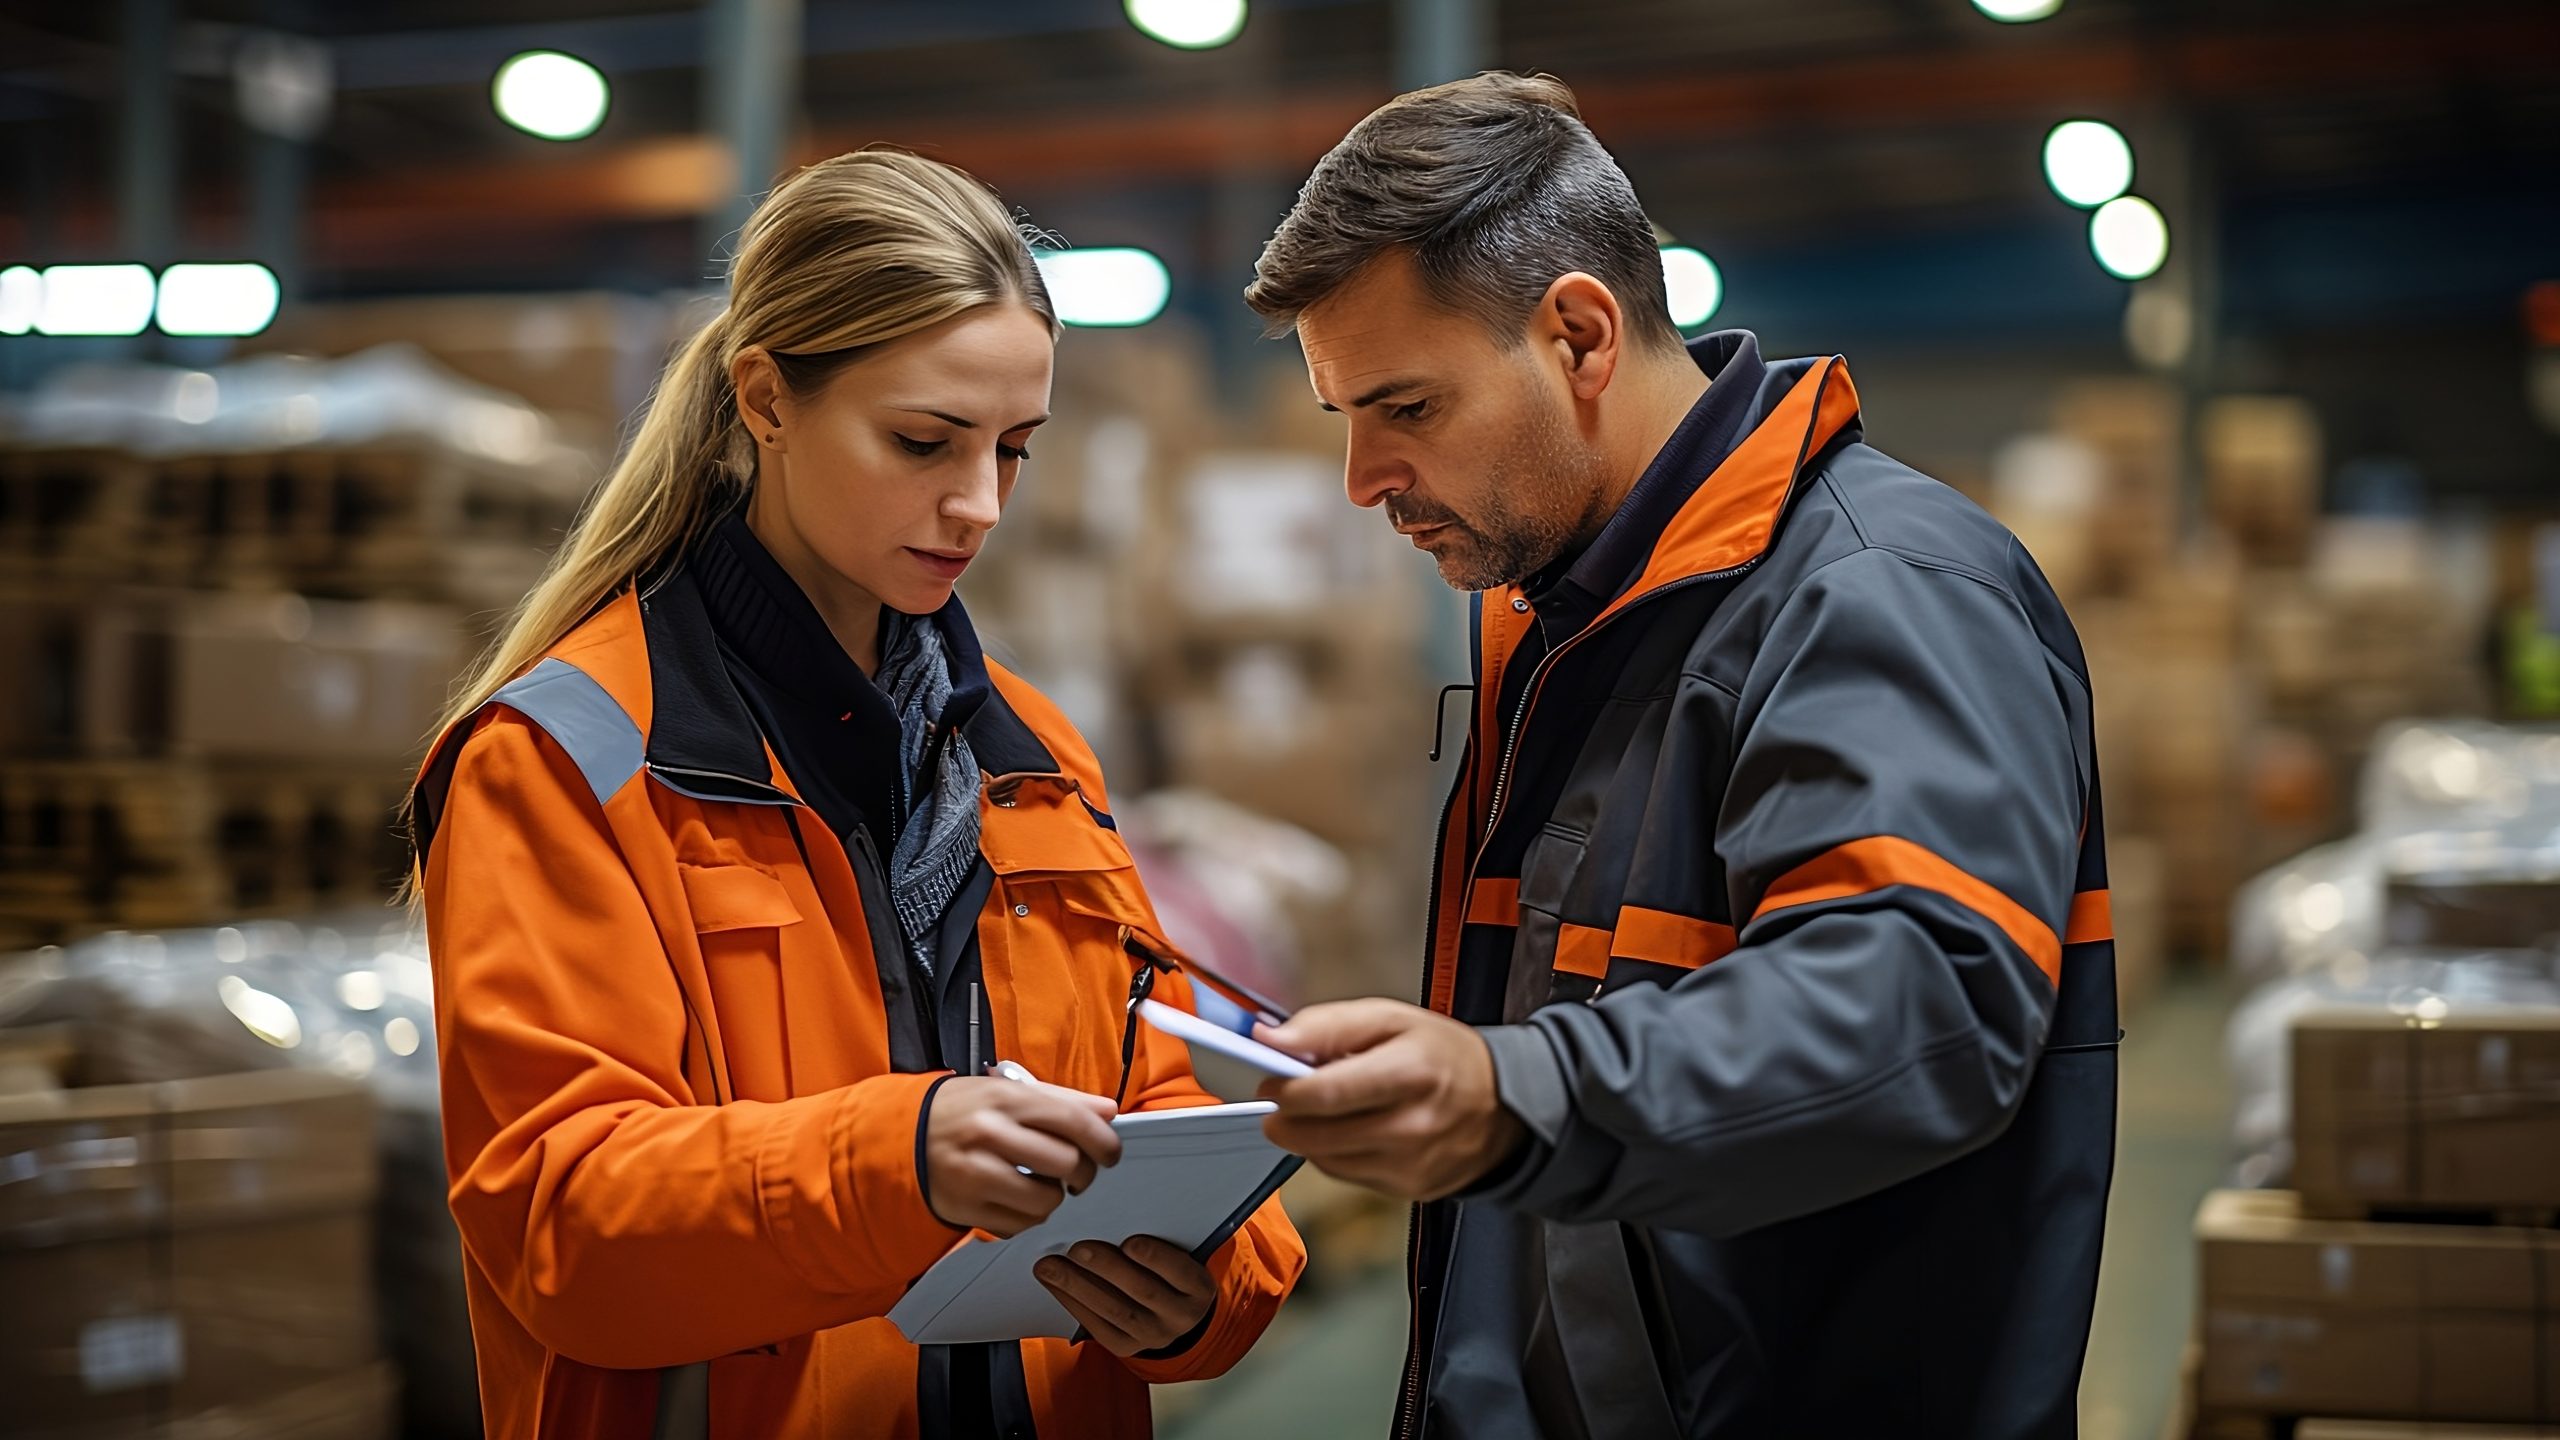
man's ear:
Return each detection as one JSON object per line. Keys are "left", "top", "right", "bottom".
{"left": 732, "top": 346, "right": 786, "bottom": 440}
{"left": 1539, "top": 272, "right": 1623, "bottom": 402}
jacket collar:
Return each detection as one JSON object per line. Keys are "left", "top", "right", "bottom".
{"left": 639, "top": 560, "right": 1055, "bottom": 798}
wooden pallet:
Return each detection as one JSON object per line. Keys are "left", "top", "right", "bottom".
{"left": 3, "top": 440, "right": 583, "bottom": 605}
{"left": 0, "top": 448, "right": 156, "bottom": 581}
{"left": 0, "top": 757, "right": 408, "bottom": 939}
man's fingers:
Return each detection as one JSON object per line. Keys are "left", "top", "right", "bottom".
{"left": 1261, "top": 1044, "right": 1429, "bottom": 1120}
{"left": 1256, "top": 997, "right": 1423, "bottom": 1064}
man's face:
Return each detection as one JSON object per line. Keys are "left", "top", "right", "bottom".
{"left": 1296, "top": 254, "right": 1612, "bottom": 592}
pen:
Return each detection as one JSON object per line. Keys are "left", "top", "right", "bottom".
{"left": 968, "top": 981, "right": 981, "bottom": 1078}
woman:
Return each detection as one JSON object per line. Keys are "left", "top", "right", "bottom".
{"left": 407, "top": 150, "right": 1303, "bottom": 1440}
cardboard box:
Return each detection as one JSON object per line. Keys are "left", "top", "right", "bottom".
{"left": 2202, "top": 395, "right": 2322, "bottom": 566}
{"left": 2196, "top": 1189, "right": 2560, "bottom": 1423}
{"left": 2382, "top": 878, "right": 2560, "bottom": 952}
{"left": 2292, "top": 1009, "right": 2560, "bottom": 1215}
{"left": 0, "top": 1065, "right": 380, "bottom": 1438}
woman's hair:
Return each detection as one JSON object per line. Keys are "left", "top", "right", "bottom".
{"left": 418, "top": 147, "right": 1054, "bottom": 780}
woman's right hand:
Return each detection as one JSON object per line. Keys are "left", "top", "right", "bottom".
{"left": 923, "top": 1078, "right": 1123, "bottom": 1236}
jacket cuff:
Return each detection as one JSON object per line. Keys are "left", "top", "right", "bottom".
{"left": 1462, "top": 1024, "right": 1571, "bottom": 1203}
{"left": 760, "top": 1070, "right": 964, "bottom": 1294}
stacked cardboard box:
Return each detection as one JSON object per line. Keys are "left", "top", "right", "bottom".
{"left": 2290, "top": 1008, "right": 2560, "bottom": 1219}
{"left": 2192, "top": 1190, "right": 2560, "bottom": 1429}
{"left": 1995, "top": 379, "right": 2492, "bottom": 969}
{"left": 0, "top": 1049, "right": 388, "bottom": 1439}
{"left": 2202, "top": 397, "right": 2322, "bottom": 569}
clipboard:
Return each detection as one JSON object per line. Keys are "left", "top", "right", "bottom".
{"left": 886, "top": 1100, "right": 1299, "bottom": 1345}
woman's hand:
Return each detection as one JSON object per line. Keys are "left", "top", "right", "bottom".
{"left": 1034, "top": 1235, "right": 1216, "bottom": 1356}
{"left": 923, "top": 1078, "right": 1122, "bottom": 1236}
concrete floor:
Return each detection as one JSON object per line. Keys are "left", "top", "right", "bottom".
{"left": 1159, "top": 968, "right": 2240, "bottom": 1440}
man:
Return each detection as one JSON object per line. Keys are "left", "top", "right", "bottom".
{"left": 1243, "top": 73, "right": 2116, "bottom": 1439}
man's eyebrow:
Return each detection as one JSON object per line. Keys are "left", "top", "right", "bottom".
{"left": 1316, "top": 377, "right": 1428, "bottom": 414}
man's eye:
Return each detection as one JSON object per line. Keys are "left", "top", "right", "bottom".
{"left": 1394, "top": 399, "right": 1431, "bottom": 423}
{"left": 895, "top": 434, "right": 946, "bottom": 457}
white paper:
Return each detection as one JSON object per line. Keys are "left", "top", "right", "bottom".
{"left": 1137, "top": 998, "right": 1314, "bottom": 1078}
{"left": 887, "top": 1100, "right": 1289, "bottom": 1345}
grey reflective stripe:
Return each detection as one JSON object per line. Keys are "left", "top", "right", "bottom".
{"left": 487, "top": 657, "right": 644, "bottom": 807}
{"left": 648, "top": 1362, "right": 709, "bottom": 1440}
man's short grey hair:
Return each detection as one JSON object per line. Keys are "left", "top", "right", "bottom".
{"left": 1245, "top": 71, "right": 1682, "bottom": 352}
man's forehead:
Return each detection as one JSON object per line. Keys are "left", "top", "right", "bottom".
{"left": 1299, "top": 259, "right": 1453, "bottom": 401}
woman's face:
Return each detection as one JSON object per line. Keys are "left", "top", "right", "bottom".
{"left": 741, "top": 302, "right": 1054, "bottom": 617}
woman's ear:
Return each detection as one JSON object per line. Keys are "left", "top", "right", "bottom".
{"left": 732, "top": 345, "right": 787, "bottom": 446}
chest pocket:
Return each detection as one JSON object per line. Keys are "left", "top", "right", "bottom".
{"left": 677, "top": 860, "right": 803, "bottom": 1101}
{"left": 1510, "top": 822, "right": 1605, "bottom": 1019}
{"left": 680, "top": 861, "right": 803, "bottom": 933}
{"left": 977, "top": 774, "right": 1154, "bottom": 1094}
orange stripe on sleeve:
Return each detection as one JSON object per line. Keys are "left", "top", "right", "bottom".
{"left": 2064, "top": 888, "right": 2112, "bottom": 946}
{"left": 1753, "top": 836, "right": 2062, "bottom": 987}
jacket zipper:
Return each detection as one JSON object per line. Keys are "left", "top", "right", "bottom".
{"left": 1480, "top": 557, "right": 1764, "bottom": 842}
{"left": 1397, "top": 557, "right": 1770, "bottom": 1440}
{"left": 851, "top": 823, "right": 943, "bottom": 1063}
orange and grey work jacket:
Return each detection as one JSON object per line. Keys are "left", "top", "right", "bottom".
{"left": 409, "top": 572, "right": 1303, "bottom": 1440}
{"left": 1404, "top": 332, "right": 2117, "bottom": 1440}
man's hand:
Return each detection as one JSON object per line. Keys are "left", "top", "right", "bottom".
{"left": 1034, "top": 1235, "right": 1216, "bottom": 1356}
{"left": 1254, "top": 998, "right": 1526, "bottom": 1201}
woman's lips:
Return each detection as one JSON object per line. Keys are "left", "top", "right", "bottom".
{"left": 906, "top": 548, "right": 973, "bottom": 582}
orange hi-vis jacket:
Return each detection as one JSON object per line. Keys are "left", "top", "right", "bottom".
{"left": 409, "top": 574, "right": 1304, "bottom": 1439}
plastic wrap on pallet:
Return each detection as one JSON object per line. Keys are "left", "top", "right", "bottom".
{"left": 2, "top": 344, "right": 577, "bottom": 471}
{"left": 2222, "top": 946, "right": 2560, "bottom": 1190}
{"left": 2230, "top": 721, "right": 2560, "bottom": 983}
{"left": 2357, "top": 719, "right": 2560, "bottom": 837}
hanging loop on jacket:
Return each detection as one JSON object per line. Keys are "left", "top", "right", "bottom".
{"left": 1429, "top": 683, "right": 1476, "bottom": 763}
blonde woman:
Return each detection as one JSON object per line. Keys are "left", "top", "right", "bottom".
{"left": 408, "top": 151, "right": 1303, "bottom": 1440}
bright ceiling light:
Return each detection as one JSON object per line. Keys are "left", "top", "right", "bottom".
{"left": 35, "top": 264, "right": 156, "bottom": 337}
{"left": 1036, "top": 247, "right": 1172, "bottom": 327}
{"left": 1660, "top": 246, "right": 1723, "bottom": 330}
{"left": 156, "top": 262, "right": 282, "bottom": 337}
{"left": 1126, "top": 0, "right": 1249, "bottom": 49}
{"left": 492, "top": 51, "right": 609, "bottom": 141}
{"left": 2043, "top": 120, "right": 2133, "bottom": 208}
{"left": 0, "top": 266, "right": 38, "bottom": 335}
{"left": 2089, "top": 195, "right": 2169, "bottom": 281}
{"left": 1974, "top": 0, "right": 2062, "bottom": 20}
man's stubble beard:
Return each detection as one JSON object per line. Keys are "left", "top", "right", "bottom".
{"left": 1429, "top": 399, "right": 1612, "bottom": 594}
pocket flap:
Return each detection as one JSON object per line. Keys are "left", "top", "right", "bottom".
{"left": 679, "top": 862, "right": 802, "bottom": 933}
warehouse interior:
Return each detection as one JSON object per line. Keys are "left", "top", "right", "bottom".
{"left": 4, "top": 1, "right": 2560, "bottom": 1436}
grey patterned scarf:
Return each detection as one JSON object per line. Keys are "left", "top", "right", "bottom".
{"left": 875, "top": 611, "right": 982, "bottom": 975}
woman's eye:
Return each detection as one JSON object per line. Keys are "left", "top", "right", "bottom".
{"left": 1394, "top": 399, "right": 1431, "bottom": 423}
{"left": 998, "top": 444, "right": 1031, "bottom": 462}
{"left": 895, "top": 434, "right": 946, "bottom": 457}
